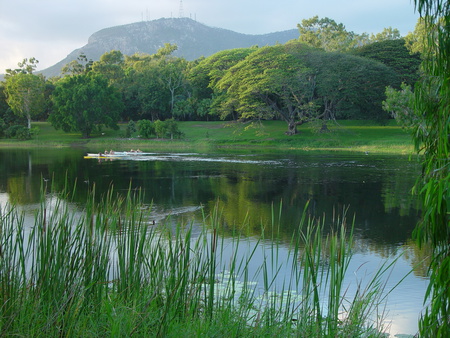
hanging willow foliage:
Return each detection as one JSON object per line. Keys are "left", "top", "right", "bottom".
{"left": 412, "top": 1, "right": 450, "bottom": 336}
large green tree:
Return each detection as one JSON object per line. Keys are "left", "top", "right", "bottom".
{"left": 304, "top": 51, "right": 401, "bottom": 122}
{"left": 216, "top": 43, "right": 317, "bottom": 135}
{"left": 91, "top": 50, "right": 125, "bottom": 86}
{"left": 50, "top": 74, "right": 122, "bottom": 138}
{"left": 351, "top": 39, "right": 421, "bottom": 85}
{"left": 157, "top": 56, "right": 189, "bottom": 118}
{"left": 297, "top": 16, "right": 362, "bottom": 52}
{"left": 118, "top": 45, "right": 189, "bottom": 121}
{"left": 4, "top": 72, "right": 46, "bottom": 129}
{"left": 189, "top": 48, "right": 257, "bottom": 120}
{"left": 214, "top": 41, "right": 400, "bottom": 133}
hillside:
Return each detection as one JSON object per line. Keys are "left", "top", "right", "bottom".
{"left": 40, "top": 18, "right": 298, "bottom": 78}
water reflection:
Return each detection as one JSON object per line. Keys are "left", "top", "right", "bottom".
{"left": 0, "top": 148, "right": 426, "bottom": 336}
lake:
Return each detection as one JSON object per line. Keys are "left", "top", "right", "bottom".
{"left": 0, "top": 148, "right": 428, "bottom": 336}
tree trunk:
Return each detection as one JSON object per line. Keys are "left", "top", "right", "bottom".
{"left": 319, "top": 123, "right": 330, "bottom": 133}
{"left": 285, "top": 121, "right": 298, "bottom": 135}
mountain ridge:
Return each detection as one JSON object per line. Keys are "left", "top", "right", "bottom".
{"left": 40, "top": 17, "right": 299, "bottom": 78}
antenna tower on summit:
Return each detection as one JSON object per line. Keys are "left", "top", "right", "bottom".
{"left": 179, "top": 0, "right": 184, "bottom": 18}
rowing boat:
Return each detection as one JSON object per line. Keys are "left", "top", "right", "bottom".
{"left": 84, "top": 151, "right": 154, "bottom": 159}
{"left": 85, "top": 153, "right": 124, "bottom": 158}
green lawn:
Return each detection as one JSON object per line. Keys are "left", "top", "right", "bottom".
{"left": 0, "top": 120, "right": 415, "bottom": 154}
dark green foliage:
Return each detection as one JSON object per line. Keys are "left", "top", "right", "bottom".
{"left": 212, "top": 41, "right": 400, "bottom": 133}
{"left": 125, "top": 120, "right": 137, "bottom": 138}
{"left": 0, "top": 84, "right": 9, "bottom": 117}
{"left": 0, "top": 118, "right": 5, "bottom": 137}
{"left": 188, "top": 48, "right": 258, "bottom": 121}
{"left": 50, "top": 73, "right": 122, "bottom": 138}
{"left": 137, "top": 119, "right": 184, "bottom": 139}
{"left": 216, "top": 42, "right": 318, "bottom": 134}
{"left": 154, "top": 119, "right": 184, "bottom": 139}
{"left": 351, "top": 39, "right": 421, "bottom": 85}
{"left": 4, "top": 125, "right": 32, "bottom": 140}
{"left": 302, "top": 50, "right": 401, "bottom": 121}
{"left": 0, "top": 105, "right": 29, "bottom": 139}
{"left": 137, "top": 119, "right": 154, "bottom": 138}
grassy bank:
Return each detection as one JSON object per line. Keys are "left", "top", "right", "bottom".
{"left": 0, "top": 120, "right": 414, "bottom": 154}
{"left": 0, "top": 185, "right": 396, "bottom": 337}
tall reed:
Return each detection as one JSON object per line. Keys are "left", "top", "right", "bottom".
{"left": 0, "top": 184, "right": 401, "bottom": 336}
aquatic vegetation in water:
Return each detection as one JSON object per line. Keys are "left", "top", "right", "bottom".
{"left": 0, "top": 185, "right": 405, "bottom": 336}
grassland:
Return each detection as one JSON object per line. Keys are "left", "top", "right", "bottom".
{"left": 0, "top": 120, "right": 415, "bottom": 155}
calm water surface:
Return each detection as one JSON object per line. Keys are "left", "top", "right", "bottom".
{"left": 0, "top": 148, "right": 428, "bottom": 336}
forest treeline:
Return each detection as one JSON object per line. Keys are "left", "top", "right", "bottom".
{"left": 0, "top": 16, "right": 422, "bottom": 138}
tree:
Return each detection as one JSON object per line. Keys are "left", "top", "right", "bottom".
{"left": 154, "top": 119, "right": 167, "bottom": 139}
{"left": 61, "top": 53, "right": 93, "bottom": 75}
{"left": 411, "top": 1, "right": 450, "bottom": 336}
{"left": 297, "top": 16, "right": 359, "bottom": 52}
{"left": 216, "top": 43, "right": 317, "bottom": 135}
{"left": 132, "top": 59, "right": 170, "bottom": 120}
{"left": 91, "top": 50, "right": 125, "bottom": 86}
{"left": 382, "top": 83, "right": 419, "bottom": 128}
{"left": 189, "top": 48, "right": 257, "bottom": 120}
{"left": 369, "top": 27, "right": 401, "bottom": 42}
{"left": 351, "top": 39, "right": 421, "bottom": 85}
{"left": 120, "top": 46, "right": 188, "bottom": 121}
{"left": 125, "top": 120, "right": 137, "bottom": 138}
{"left": 404, "top": 17, "right": 429, "bottom": 55}
{"left": 213, "top": 41, "right": 399, "bottom": 133}
{"left": 301, "top": 49, "right": 400, "bottom": 123}
{"left": 4, "top": 72, "right": 46, "bottom": 129}
{"left": 4, "top": 57, "right": 39, "bottom": 78}
{"left": 50, "top": 74, "right": 122, "bottom": 138}
{"left": 137, "top": 119, "right": 155, "bottom": 138}
{"left": 157, "top": 57, "right": 188, "bottom": 118}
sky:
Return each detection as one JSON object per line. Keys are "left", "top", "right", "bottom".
{"left": 0, "top": 0, "right": 420, "bottom": 73}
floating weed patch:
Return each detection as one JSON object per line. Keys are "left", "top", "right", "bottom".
{"left": 0, "top": 185, "right": 405, "bottom": 336}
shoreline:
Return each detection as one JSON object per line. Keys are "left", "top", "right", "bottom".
{"left": 0, "top": 120, "right": 416, "bottom": 156}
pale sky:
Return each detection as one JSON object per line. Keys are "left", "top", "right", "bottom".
{"left": 0, "top": 0, "right": 420, "bottom": 72}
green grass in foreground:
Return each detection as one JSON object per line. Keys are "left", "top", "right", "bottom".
{"left": 0, "top": 184, "right": 403, "bottom": 337}
{"left": 0, "top": 120, "right": 414, "bottom": 154}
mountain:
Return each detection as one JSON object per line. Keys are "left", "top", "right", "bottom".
{"left": 40, "top": 17, "right": 299, "bottom": 78}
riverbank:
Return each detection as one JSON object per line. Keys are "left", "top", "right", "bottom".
{"left": 0, "top": 120, "right": 415, "bottom": 155}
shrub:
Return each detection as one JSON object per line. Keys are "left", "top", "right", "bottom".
{"left": 0, "top": 118, "right": 5, "bottom": 138}
{"left": 137, "top": 119, "right": 155, "bottom": 139}
{"left": 126, "top": 120, "right": 137, "bottom": 138}
{"left": 154, "top": 119, "right": 184, "bottom": 139}
{"left": 4, "top": 125, "right": 32, "bottom": 140}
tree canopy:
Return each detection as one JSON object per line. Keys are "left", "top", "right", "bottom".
{"left": 50, "top": 73, "right": 122, "bottom": 138}
{"left": 210, "top": 41, "right": 400, "bottom": 134}
{"left": 216, "top": 43, "right": 317, "bottom": 134}
{"left": 4, "top": 72, "right": 46, "bottom": 129}
{"left": 351, "top": 39, "right": 421, "bottom": 85}
{"left": 297, "top": 16, "right": 360, "bottom": 52}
